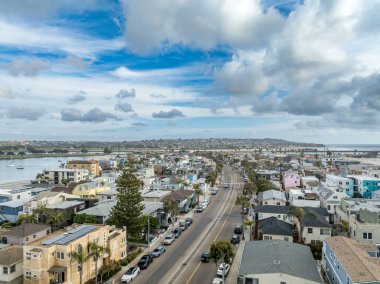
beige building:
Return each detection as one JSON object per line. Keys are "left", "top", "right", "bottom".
{"left": 66, "top": 160, "right": 100, "bottom": 177}
{"left": 0, "top": 246, "right": 23, "bottom": 284}
{"left": 42, "top": 169, "right": 89, "bottom": 185}
{"left": 23, "top": 224, "right": 127, "bottom": 284}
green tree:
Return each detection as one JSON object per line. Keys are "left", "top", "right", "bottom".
{"left": 71, "top": 244, "right": 86, "bottom": 284}
{"left": 236, "top": 195, "right": 250, "bottom": 240}
{"left": 88, "top": 242, "right": 110, "bottom": 284}
{"left": 341, "top": 220, "right": 350, "bottom": 237}
{"left": 46, "top": 211, "right": 66, "bottom": 231}
{"left": 61, "top": 179, "right": 69, "bottom": 185}
{"left": 256, "top": 178, "right": 273, "bottom": 193}
{"left": 163, "top": 197, "right": 179, "bottom": 222}
{"left": 193, "top": 184, "right": 202, "bottom": 205}
{"left": 73, "top": 214, "right": 98, "bottom": 224}
{"left": 16, "top": 213, "right": 36, "bottom": 225}
{"left": 107, "top": 168, "right": 145, "bottom": 238}
{"left": 287, "top": 206, "right": 316, "bottom": 243}
{"left": 244, "top": 219, "right": 255, "bottom": 241}
{"left": 209, "top": 240, "right": 235, "bottom": 284}
{"left": 103, "top": 147, "right": 112, "bottom": 154}
{"left": 243, "top": 182, "right": 257, "bottom": 196}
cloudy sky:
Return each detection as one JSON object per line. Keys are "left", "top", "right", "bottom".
{"left": 0, "top": 0, "right": 379, "bottom": 144}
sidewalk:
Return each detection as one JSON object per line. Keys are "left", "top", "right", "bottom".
{"left": 226, "top": 231, "right": 246, "bottom": 284}
{"left": 105, "top": 210, "right": 195, "bottom": 284}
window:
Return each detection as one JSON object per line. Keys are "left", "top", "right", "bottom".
{"left": 320, "top": 229, "right": 330, "bottom": 235}
{"left": 333, "top": 196, "right": 338, "bottom": 199}
{"left": 56, "top": 252, "right": 65, "bottom": 259}
{"left": 327, "top": 205, "right": 331, "bottom": 210}
{"left": 10, "top": 265, "right": 16, "bottom": 273}
{"left": 363, "top": 232, "right": 373, "bottom": 240}
{"left": 17, "top": 195, "right": 20, "bottom": 199}
{"left": 284, "top": 237, "right": 289, "bottom": 241}
{"left": 26, "top": 237, "right": 29, "bottom": 242}
{"left": 33, "top": 234, "right": 36, "bottom": 238}
{"left": 25, "top": 272, "right": 31, "bottom": 280}
{"left": 3, "top": 267, "right": 8, "bottom": 274}
{"left": 308, "top": 228, "right": 313, "bottom": 234}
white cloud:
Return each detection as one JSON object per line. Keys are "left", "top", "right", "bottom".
{"left": 122, "top": 0, "right": 284, "bottom": 54}
{"left": 0, "top": 19, "right": 124, "bottom": 57}
{"left": 6, "top": 57, "right": 50, "bottom": 77}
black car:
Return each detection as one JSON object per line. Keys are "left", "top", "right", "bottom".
{"left": 234, "top": 225, "right": 242, "bottom": 234}
{"left": 201, "top": 250, "right": 209, "bottom": 262}
{"left": 138, "top": 254, "right": 154, "bottom": 269}
{"left": 173, "top": 227, "right": 182, "bottom": 238}
{"left": 242, "top": 207, "right": 249, "bottom": 214}
{"left": 231, "top": 234, "right": 241, "bottom": 245}
{"left": 185, "top": 218, "right": 192, "bottom": 227}
{"left": 179, "top": 222, "right": 187, "bottom": 231}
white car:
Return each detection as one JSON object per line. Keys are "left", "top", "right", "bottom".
{"left": 121, "top": 266, "right": 140, "bottom": 283}
{"left": 216, "top": 263, "right": 231, "bottom": 277}
{"left": 164, "top": 234, "right": 175, "bottom": 245}
{"left": 212, "top": 278, "right": 223, "bottom": 284}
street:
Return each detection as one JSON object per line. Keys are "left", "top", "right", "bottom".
{"left": 132, "top": 165, "right": 243, "bottom": 284}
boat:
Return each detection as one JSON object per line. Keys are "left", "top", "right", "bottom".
{"left": 16, "top": 166, "right": 24, "bottom": 170}
{"left": 7, "top": 156, "right": 15, "bottom": 167}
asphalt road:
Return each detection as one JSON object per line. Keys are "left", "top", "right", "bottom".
{"left": 132, "top": 165, "right": 243, "bottom": 284}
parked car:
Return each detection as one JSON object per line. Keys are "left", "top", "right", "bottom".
{"left": 164, "top": 234, "right": 175, "bottom": 245}
{"left": 216, "top": 263, "right": 231, "bottom": 277}
{"left": 151, "top": 245, "right": 165, "bottom": 257}
{"left": 211, "top": 188, "right": 218, "bottom": 195}
{"left": 179, "top": 222, "right": 187, "bottom": 231}
{"left": 185, "top": 217, "right": 193, "bottom": 225}
{"left": 196, "top": 206, "right": 204, "bottom": 213}
{"left": 231, "top": 234, "right": 240, "bottom": 245}
{"left": 224, "top": 184, "right": 229, "bottom": 189}
{"left": 173, "top": 227, "right": 182, "bottom": 238}
{"left": 212, "top": 278, "right": 223, "bottom": 284}
{"left": 121, "top": 266, "right": 140, "bottom": 283}
{"left": 234, "top": 225, "right": 242, "bottom": 234}
{"left": 201, "top": 250, "right": 209, "bottom": 262}
{"left": 242, "top": 207, "right": 249, "bottom": 214}
{"left": 138, "top": 254, "right": 153, "bottom": 269}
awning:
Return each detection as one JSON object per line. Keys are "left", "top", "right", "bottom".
{"left": 48, "top": 266, "right": 66, "bottom": 273}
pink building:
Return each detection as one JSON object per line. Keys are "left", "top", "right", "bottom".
{"left": 282, "top": 171, "right": 301, "bottom": 190}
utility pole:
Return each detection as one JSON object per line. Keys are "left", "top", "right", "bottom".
{"left": 147, "top": 215, "right": 150, "bottom": 253}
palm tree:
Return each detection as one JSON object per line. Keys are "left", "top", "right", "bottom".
{"left": 88, "top": 242, "right": 110, "bottom": 284}
{"left": 193, "top": 184, "right": 202, "bottom": 205}
{"left": 71, "top": 244, "right": 86, "bottom": 284}
{"left": 16, "top": 213, "right": 36, "bottom": 225}
{"left": 244, "top": 219, "right": 255, "bottom": 241}
{"left": 46, "top": 211, "right": 66, "bottom": 231}
{"left": 236, "top": 195, "right": 250, "bottom": 240}
{"left": 287, "top": 206, "right": 316, "bottom": 243}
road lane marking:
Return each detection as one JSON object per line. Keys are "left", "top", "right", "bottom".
{"left": 185, "top": 261, "right": 202, "bottom": 284}
{"left": 184, "top": 172, "right": 238, "bottom": 284}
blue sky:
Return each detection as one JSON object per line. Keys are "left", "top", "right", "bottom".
{"left": 1, "top": 0, "right": 380, "bottom": 144}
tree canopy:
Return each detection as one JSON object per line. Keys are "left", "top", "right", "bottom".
{"left": 107, "top": 168, "right": 145, "bottom": 237}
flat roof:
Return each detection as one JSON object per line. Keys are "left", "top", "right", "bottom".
{"left": 325, "top": 237, "right": 380, "bottom": 282}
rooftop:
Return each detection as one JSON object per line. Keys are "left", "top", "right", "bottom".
{"left": 325, "top": 237, "right": 380, "bottom": 282}
{"left": 0, "top": 246, "right": 23, "bottom": 266}
{"left": 46, "top": 200, "right": 84, "bottom": 209}
{"left": 257, "top": 190, "right": 286, "bottom": 201}
{"left": 3, "top": 223, "right": 51, "bottom": 237}
{"left": 239, "top": 240, "right": 322, "bottom": 283}
{"left": 258, "top": 217, "right": 293, "bottom": 236}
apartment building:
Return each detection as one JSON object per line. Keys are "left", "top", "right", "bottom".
{"left": 347, "top": 175, "right": 380, "bottom": 198}
{"left": 66, "top": 160, "right": 100, "bottom": 177}
{"left": 23, "top": 224, "right": 127, "bottom": 284}
{"left": 326, "top": 174, "right": 354, "bottom": 197}
{"left": 42, "top": 169, "right": 89, "bottom": 185}
{"left": 322, "top": 236, "right": 380, "bottom": 284}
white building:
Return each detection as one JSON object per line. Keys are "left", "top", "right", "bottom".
{"left": 288, "top": 189, "right": 320, "bottom": 208}
{"left": 42, "top": 168, "right": 89, "bottom": 184}
{"left": 326, "top": 174, "right": 354, "bottom": 197}
{"left": 257, "top": 190, "right": 286, "bottom": 206}
{"left": 317, "top": 183, "right": 349, "bottom": 218}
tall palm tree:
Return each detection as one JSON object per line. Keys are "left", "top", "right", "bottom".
{"left": 88, "top": 242, "right": 110, "bottom": 284}
{"left": 193, "top": 184, "right": 202, "bottom": 205}
{"left": 71, "top": 244, "right": 86, "bottom": 284}
{"left": 236, "top": 195, "right": 250, "bottom": 240}
{"left": 244, "top": 219, "right": 255, "bottom": 241}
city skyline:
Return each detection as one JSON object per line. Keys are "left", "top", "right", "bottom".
{"left": 1, "top": 0, "right": 379, "bottom": 144}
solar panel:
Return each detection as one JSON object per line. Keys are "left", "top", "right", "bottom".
{"left": 55, "top": 226, "right": 97, "bottom": 245}
{"left": 42, "top": 225, "right": 97, "bottom": 245}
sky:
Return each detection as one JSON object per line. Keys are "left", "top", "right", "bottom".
{"left": 0, "top": 0, "right": 380, "bottom": 144}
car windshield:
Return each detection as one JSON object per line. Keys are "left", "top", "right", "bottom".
{"left": 153, "top": 248, "right": 159, "bottom": 252}
{"left": 126, "top": 268, "right": 134, "bottom": 275}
